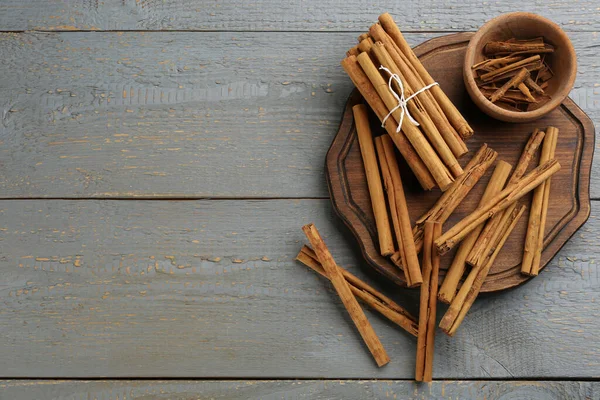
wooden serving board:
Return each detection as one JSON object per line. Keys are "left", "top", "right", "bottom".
{"left": 326, "top": 32, "right": 594, "bottom": 292}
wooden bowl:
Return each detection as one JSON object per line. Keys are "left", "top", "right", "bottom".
{"left": 464, "top": 12, "right": 577, "bottom": 123}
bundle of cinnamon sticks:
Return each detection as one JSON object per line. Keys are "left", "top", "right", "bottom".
{"left": 342, "top": 13, "right": 474, "bottom": 191}
{"left": 472, "top": 37, "right": 554, "bottom": 111}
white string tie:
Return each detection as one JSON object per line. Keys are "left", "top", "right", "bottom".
{"left": 379, "top": 65, "right": 439, "bottom": 133}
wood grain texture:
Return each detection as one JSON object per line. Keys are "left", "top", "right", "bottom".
{"left": 0, "top": 199, "right": 599, "bottom": 378}
{"left": 0, "top": 1, "right": 598, "bottom": 32}
{"left": 327, "top": 33, "right": 593, "bottom": 291}
{"left": 0, "top": 31, "right": 597, "bottom": 198}
{"left": 1, "top": 380, "right": 599, "bottom": 399}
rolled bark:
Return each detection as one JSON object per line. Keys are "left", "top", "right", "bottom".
{"left": 353, "top": 104, "right": 395, "bottom": 256}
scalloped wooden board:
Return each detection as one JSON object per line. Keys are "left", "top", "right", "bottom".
{"left": 326, "top": 32, "right": 594, "bottom": 292}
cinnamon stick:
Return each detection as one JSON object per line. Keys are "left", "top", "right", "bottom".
{"left": 438, "top": 160, "right": 512, "bottom": 304}
{"left": 302, "top": 223, "right": 390, "bottom": 367}
{"left": 412, "top": 145, "right": 497, "bottom": 253}
{"left": 296, "top": 245, "right": 418, "bottom": 337}
{"left": 480, "top": 55, "right": 541, "bottom": 82}
{"left": 477, "top": 61, "right": 543, "bottom": 85}
{"left": 358, "top": 33, "right": 370, "bottom": 42}
{"left": 435, "top": 159, "right": 561, "bottom": 255}
{"left": 480, "top": 89, "right": 538, "bottom": 103}
{"left": 371, "top": 41, "right": 463, "bottom": 177}
{"left": 381, "top": 134, "right": 423, "bottom": 287}
{"left": 517, "top": 82, "right": 537, "bottom": 102}
{"left": 524, "top": 76, "right": 545, "bottom": 95}
{"left": 439, "top": 205, "right": 526, "bottom": 336}
{"left": 341, "top": 56, "right": 436, "bottom": 190}
{"left": 375, "top": 135, "right": 401, "bottom": 253}
{"left": 484, "top": 41, "right": 545, "bottom": 55}
{"left": 378, "top": 13, "right": 474, "bottom": 139}
{"left": 356, "top": 52, "right": 454, "bottom": 190}
{"left": 415, "top": 221, "right": 441, "bottom": 382}
{"left": 353, "top": 104, "right": 395, "bottom": 256}
{"left": 472, "top": 56, "right": 523, "bottom": 70}
{"left": 488, "top": 68, "right": 529, "bottom": 103}
{"left": 467, "top": 129, "right": 545, "bottom": 267}
{"left": 347, "top": 46, "right": 360, "bottom": 57}
{"left": 522, "top": 126, "right": 559, "bottom": 276}
{"left": 530, "top": 129, "right": 558, "bottom": 276}
{"left": 358, "top": 37, "right": 374, "bottom": 53}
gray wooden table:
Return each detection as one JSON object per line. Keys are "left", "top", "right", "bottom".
{"left": 0, "top": 1, "right": 598, "bottom": 399}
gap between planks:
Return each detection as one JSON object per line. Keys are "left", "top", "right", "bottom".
{"left": 0, "top": 377, "right": 599, "bottom": 382}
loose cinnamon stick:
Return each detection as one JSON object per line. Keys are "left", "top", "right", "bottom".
{"left": 371, "top": 42, "right": 463, "bottom": 177}
{"left": 480, "top": 89, "right": 537, "bottom": 103}
{"left": 438, "top": 160, "right": 512, "bottom": 304}
{"left": 296, "top": 245, "right": 418, "bottom": 337}
{"left": 415, "top": 221, "right": 441, "bottom": 382}
{"left": 484, "top": 41, "right": 545, "bottom": 55}
{"left": 354, "top": 104, "right": 395, "bottom": 256}
{"left": 477, "top": 61, "right": 543, "bottom": 85}
{"left": 504, "top": 46, "right": 555, "bottom": 56}
{"left": 378, "top": 13, "right": 474, "bottom": 139}
{"left": 523, "top": 127, "right": 559, "bottom": 276}
{"left": 467, "top": 129, "right": 545, "bottom": 267}
{"left": 480, "top": 55, "right": 541, "bottom": 82}
{"left": 302, "top": 223, "right": 390, "bottom": 367}
{"left": 375, "top": 135, "right": 402, "bottom": 254}
{"left": 439, "top": 205, "right": 526, "bottom": 336}
{"left": 472, "top": 56, "right": 523, "bottom": 70}
{"left": 488, "top": 68, "right": 529, "bottom": 103}
{"left": 530, "top": 129, "right": 558, "bottom": 276}
{"left": 382, "top": 134, "right": 422, "bottom": 287}
{"left": 341, "top": 56, "right": 436, "bottom": 190}
{"left": 356, "top": 52, "right": 454, "bottom": 190}
{"left": 435, "top": 159, "right": 561, "bottom": 255}
{"left": 412, "top": 145, "right": 497, "bottom": 253}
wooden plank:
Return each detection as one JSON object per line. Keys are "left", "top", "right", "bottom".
{"left": 1, "top": 380, "right": 599, "bottom": 399}
{"left": 0, "top": 199, "right": 599, "bottom": 378}
{"left": 0, "top": 31, "right": 598, "bottom": 198}
{"left": 0, "top": 1, "right": 598, "bottom": 32}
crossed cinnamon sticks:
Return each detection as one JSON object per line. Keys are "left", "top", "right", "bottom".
{"left": 296, "top": 245, "right": 418, "bottom": 337}
{"left": 301, "top": 223, "right": 391, "bottom": 367}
